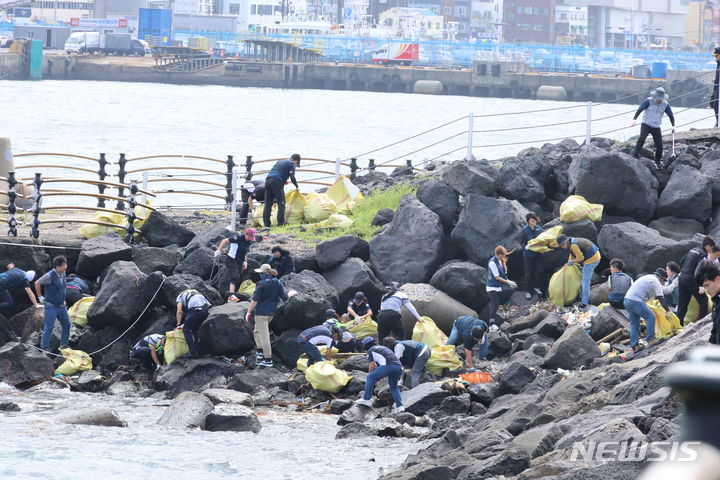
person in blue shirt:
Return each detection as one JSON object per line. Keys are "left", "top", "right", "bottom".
{"left": 446, "top": 315, "right": 488, "bottom": 369}
{"left": 356, "top": 337, "right": 404, "bottom": 413}
{"left": 246, "top": 263, "right": 289, "bottom": 368}
{"left": 0, "top": 263, "right": 37, "bottom": 311}
{"left": 35, "top": 256, "right": 70, "bottom": 352}
{"left": 267, "top": 246, "right": 295, "bottom": 278}
{"left": 632, "top": 87, "right": 675, "bottom": 167}
{"left": 522, "top": 212, "right": 544, "bottom": 300}
{"left": 383, "top": 337, "right": 429, "bottom": 388}
{"left": 263, "top": 154, "right": 301, "bottom": 227}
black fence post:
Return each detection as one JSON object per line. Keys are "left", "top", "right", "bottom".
{"left": 368, "top": 158, "right": 376, "bottom": 171}
{"left": 350, "top": 157, "right": 358, "bottom": 180}
{"left": 406, "top": 159, "right": 413, "bottom": 169}
{"left": 245, "top": 155, "right": 253, "bottom": 181}
{"left": 97, "top": 153, "right": 107, "bottom": 208}
{"left": 225, "top": 155, "right": 235, "bottom": 210}
{"left": 116, "top": 153, "right": 127, "bottom": 210}
{"left": 30, "top": 173, "right": 42, "bottom": 239}
{"left": 7, "top": 171, "right": 17, "bottom": 237}
{"left": 125, "top": 180, "right": 138, "bottom": 243}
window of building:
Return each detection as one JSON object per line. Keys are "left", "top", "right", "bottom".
{"left": 456, "top": 6, "right": 466, "bottom": 16}
{"left": 230, "top": 4, "right": 240, "bottom": 14}
{"left": 444, "top": 6, "right": 451, "bottom": 14}
{"left": 535, "top": 24, "right": 544, "bottom": 30}
{"left": 519, "top": 23, "right": 530, "bottom": 30}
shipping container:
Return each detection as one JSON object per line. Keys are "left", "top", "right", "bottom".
{"left": 138, "top": 8, "right": 172, "bottom": 47}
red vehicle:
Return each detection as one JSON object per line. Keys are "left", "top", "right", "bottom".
{"left": 372, "top": 43, "right": 419, "bottom": 66}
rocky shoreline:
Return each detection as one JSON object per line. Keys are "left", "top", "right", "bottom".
{"left": 2, "top": 128, "right": 720, "bottom": 479}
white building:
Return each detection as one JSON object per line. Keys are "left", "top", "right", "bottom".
{"left": 470, "top": 0, "right": 502, "bottom": 40}
{"left": 31, "top": 1, "right": 95, "bottom": 23}
{"left": 555, "top": 4, "right": 587, "bottom": 43}
{"left": 218, "top": 0, "right": 282, "bottom": 32}
{"left": 379, "top": 7, "right": 444, "bottom": 39}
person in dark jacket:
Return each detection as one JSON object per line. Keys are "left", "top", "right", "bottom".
{"left": 65, "top": 274, "right": 91, "bottom": 306}
{"left": 694, "top": 260, "right": 720, "bottom": 345}
{"left": 607, "top": 258, "right": 633, "bottom": 309}
{"left": 263, "top": 154, "right": 301, "bottom": 227}
{"left": 486, "top": 246, "right": 517, "bottom": 326}
{"left": 0, "top": 263, "right": 37, "bottom": 311}
{"left": 632, "top": 87, "right": 675, "bottom": 166}
{"left": 216, "top": 227, "right": 262, "bottom": 302}
{"left": 323, "top": 308, "right": 359, "bottom": 353}
{"left": 677, "top": 235, "right": 716, "bottom": 324}
{"left": 663, "top": 261, "right": 681, "bottom": 311}
{"left": 377, "top": 282, "right": 423, "bottom": 342}
{"left": 296, "top": 323, "right": 341, "bottom": 367}
{"left": 130, "top": 334, "right": 165, "bottom": 370}
{"left": 712, "top": 47, "right": 720, "bottom": 127}
{"left": 267, "top": 246, "right": 295, "bottom": 277}
{"left": 556, "top": 234, "right": 601, "bottom": 309}
{"left": 446, "top": 315, "right": 488, "bottom": 369}
{"left": 356, "top": 337, "right": 404, "bottom": 412}
{"left": 522, "top": 212, "right": 544, "bottom": 299}
{"left": 239, "top": 179, "right": 265, "bottom": 226}
{"left": 176, "top": 289, "right": 211, "bottom": 358}
{"left": 347, "top": 291, "right": 373, "bottom": 321}
{"left": 35, "top": 256, "right": 70, "bottom": 352}
{"left": 246, "top": 263, "right": 289, "bottom": 367}
{"left": 383, "top": 337, "right": 429, "bottom": 388}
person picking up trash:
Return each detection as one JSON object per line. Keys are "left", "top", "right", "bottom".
{"left": 383, "top": 337, "right": 429, "bottom": 389}
{"left": 556, "top": 234, "right": 601, "bottom": 310}
{"left": 356, "top": 337, "right": 404, "bottom": 413}
{"left": 215, "top": 227, "right": 262, "bottom": 302}
{"left": 245, "top": 263, "right": 288, "bottom": 368}
{"left": 176, "top": 289, "right": 211, "bottom": 359}
{"left": 239, "top": 179, "right": 265, "bottom": 226}
{"left": 263, "top": 153, "right": 301, "bottom": 227}
{"left": 296, "top": 323, "right": 341, "bottom": 367}
{"left": 0, "top": 263, "right": 37, "bottom": 311}
{"left": 446, "top": 315, "right": 488, "bottom": 370}
{"left": 267, "top": 246, "right": 295, "bottom": 278}
{"left": 323, "top": 308, "right": 359, "bottom": 353}
{"left": 130, "top": 334, "right": 166, "bottom": 371}
{"left": 623, "top": 268, "right": 670, "bottom": 352}
{"left": 347, "top": 291, "right": 373, "bottom": 322}
{"left": 377, "top": 282, "right": 423, "bottom": 342}
{"left": 521, "top": 212, "right": 544, "bottom": 300}
{"left": 632, "top": 87, "right": 675, "bottom": 167}
{"left": 486, "top": 246, "right": 517, "bottom": 328}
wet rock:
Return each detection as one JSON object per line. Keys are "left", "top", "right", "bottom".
{"left": 457, "top": 447, "right": 531, "bottom": 479}
{"left": 60, "top": 408, "right": 127, "bottom": 427}
{"left": 173, "top": 247, "right": 214, "bottom": 280}
{"left": 378, "top": 465, "right": 453, "bottom": 480}
{"left": 273, "top": 270, "right": 339, "bottom": 332}
{"left": 399, "top": 283, "right": 477, "bottom": 334}
{"left": 591, "top": 307, "right": 629, "bottom": 341}
{"left": 451, "top": 194, "right": 528, "bottom": 264}
{"left": 202, "top": 388, "right": 254, "bottom": 406}
{"left": 467, "top": 382, "right": 499, "bottom": 407}
{"left": 442, "top": 160, "right": 496, "bottom": 196}
{"left": 437, "top": 394, "right": 471, "bottom": 415}
{"left": 657, "top": 165, "right": 712, "bottom": 222}
{"left": 0, "top": 342, "right": 53, "bottom": 387}
{"left": 370, "top": 195, "right": 444, "bottom": 284}
{"left": 141, "top": 211, "right": 195, "bottom": 248}
{"left": 568, "top": 147, "right": 658, "bottom": 222}
{"left": 71, "top": 369, "right": 105, "bottom": 393}
{"left": 76, "top": 233, "right": 133, "bottom": 280}
{"left": 499, "top": 362, "right": 536, "bottom": 395}
{"left": 322, "top": 257, "right": 384, "bottom": 310}
{"left": 335, "top": 418, "right": 410, "bottom": 439}
{"left": 0, "top": 402, "right": 20, "bottom": 411}
{"left": 371, "top": 208, "right": 394, "bottom": 227}
{"left": 315, "top": 235, "right": 363, "bottom": 271}
{"left": 199, "top": 302, "right": 254, "bottom": 356}
{"left": 338, "top": 403, "right": 381, "bottom": 425}
{"left": 528, "top": 314, "right": 566, "bottom": 340}
{"left": 510, "top": 423, "right": 564, "bottom": 459}
{"left": 132, "top": 246, "right": 182, "bottom": 276}
{"left": 544, "top": 326, "right": 601, "bottom": 370}
{"left": 154, "top": 358, "right": 244, "bottom": 398}
{"left": 156, "top": 273, "right": 224, "bottom": 309}
{"left": 430, "top": 261, "right": 489, "bottom": 313}
{"left": 416, "top": 179, "right": 460, "bottom": 229}
{"left": 339, "top": 354, "right": 369, "bottom": 372}
{"left": 402, "top": 382, "right": 450, "bottom": 416}
{"left": 205, "top": 405, "right": 262, "bottom": 433}
{"left": 157, "top": 391, "right": 214, "bottom": 429}
{"left": 329, "top": 399, "right": 353, "bottom": 414}
{"left": 227, "top": 369, "right": 288, "bottom": 394}
{"left": 270, "top": 329, "right": 304, "bottom": 367}
{"left": 86, "top": 261, "right": 148, "bottom": 329}
{"left": 0, "top": 313, "right": 17, "bottom": 346}
{"left": 648, "top": 216, "right": 705, "bottom": 241}
{"left": 106, "top": 381, "right": 139, "bottom": 396}
{"left": 76, "top": 326, "right": 129, "bottom": 373}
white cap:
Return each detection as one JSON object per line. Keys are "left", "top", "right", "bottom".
{"left": 243, "top": 182, "right": 256, "bottom": 193}
{"left": 25, "top": 270, "right": 35, "bottom": 282}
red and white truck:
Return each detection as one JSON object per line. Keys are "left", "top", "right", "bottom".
{"left": 372, "top": 43, "right": 419, "bottom": 66}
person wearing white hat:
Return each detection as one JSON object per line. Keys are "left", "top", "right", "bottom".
{"left": 239, "top": 179, "right": 265, "bottom": 226}
{"left": 0, "top": 263, "right": 38, "bottom": 311}
{"left": 245, "top": 263, "right": 288, "bottom": 367}
{"left": 632, "top": 87, "right": 676, "bottom": 167}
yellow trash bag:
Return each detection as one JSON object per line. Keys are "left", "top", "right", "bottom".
{"left": 647, "top": 299, "right": 683, "bottom": 339}
{"left": 325, "top": 176, "right": 364, "bottom": 214}
{"left": 527, "top": 226, "right": 564, "bottom": 254}
{"left": 597, "top": 303, "right": 610, "bottom": 311}
{"left": 54, "top": 348, "right": 93, "bottom": 376}
{"left": 305, "top": 361, "right": 353, "bottom": 393}
{"left": 303, "top": 193, "right": 337, "bottom": 223}
{"left": 68, "top": 296, "right": 94, "bottom": 327}
{"left": 285, "top": 189, "right": 307, "bottom": 224}
{"left": 348, "top": 318, "right": 378, "bottom": 340}
{"left": 296, "top": 345, "right": 338, "bottom": 372}
{"left": 164, "top": 329, "right": 189, "bottom": 365}
{"left": 238, "top": 280, "right": 256, "bottom": 296}
{"left": 559, "top": 195, "right": 604, "bottom": 223}
{"left": 426, "top": 345, "right": 464, "bottom": 376}
{"left": 78, "top": 203, "right": 149, "bottom": 239}
{"left": 252, "top": 203, "right": 277, "bottom": 227}
{"left": 549, "top": 264, "right": 582, "bottom": 307}
{"left": 682, "top": 294, "right": 714, "bottom": 325}
{"left": 412, "top": 316, "right": 448, "bottom": 349}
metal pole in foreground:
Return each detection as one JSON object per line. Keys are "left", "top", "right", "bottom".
{"left": 586, "top": 102, "right": 592, "bottom": 145}
{"left": 466, "top": 112, "right": 474, "bottom": 161}
{"left": 141, "top": 171, "right": 149, "bottom": 207}
{"left": 335, "top": 157, "right": 341, "bottom": 181}
{"left": 230, "top": 169, "right": 238, "bottom": 232}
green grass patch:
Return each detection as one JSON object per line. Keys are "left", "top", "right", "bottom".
{"left": 272, "top": 181, "right": 418, "bottom": 243}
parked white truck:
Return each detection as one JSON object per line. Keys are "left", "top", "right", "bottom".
{"left": 64, "top": 32, "right": 100, "bottom": 54}
{"left": 65, "top": 32, "right": 146, "bottom": 55}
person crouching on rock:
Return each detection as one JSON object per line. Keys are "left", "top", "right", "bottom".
{"left": 176, "top": 289, "right": 211, "bottom": 359}
{"left": 347, "top": 291, "right": 373, "bottom": 323}
{"left": 556, "top": 234, "right": 601, "bottom": 310}
{"left": 487, "top": 246, "right": 517, "bottom": 328}
{"left": 130, "top": 334, "right": 166, "bottom": 371}
{"left": 378, "top": 282, "right": 423, "bottom": 343}
{"left": 35, "top": 255, "right": 70, "bottom": 353}
{"left": 323, "top": 308, "right": 358, "bottom": 353}
{"left": 383, "top": 337, "right": 429, "bottom": 389}
{"left": 267, "top": 246, "right": 295, "bottom": 278}
{"left": 297, "top": 323, "right": 341, "bottom": 367}
{"left": 0, "top": 263, "right": 38, "bottom": 312}
{"left": 356, "top": 337, "right": 404, "bottom": 413}
{"left": 522, "top": 212, "right": 544, "bottom": 300}
{"left": 624, "top": 268, "right": 669, "bottom": 352}
{"left": 246, "top": 264, "right": 288, "bottom": 368}
{"left": 215, "top": 227, "right": 262, "bottom": 303}
{"left": 446, "top": 315, "right": 488, "bottom": 370}
{"left": 607, "top": 258, "right": 633, "bottom": 309}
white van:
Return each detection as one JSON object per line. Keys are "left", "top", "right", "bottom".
{"left": 65, "top": 32, "right": 100, "bottom": 54}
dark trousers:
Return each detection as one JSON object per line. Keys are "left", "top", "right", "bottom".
{"left": 634, "top": 123, "right": 663, "bottom": 164}
{"left": 523, "top": 254, "right": 543, "bottom": 293}
{"left": 239, "top": 189, "right": 265, "bottom": 226}
{"left": 336, "top": 338, "right": 358, "bottom": 353}
{"left": 299, "top": 340, "right": 324, "bottom": 367}
{"left": 609, "top": 300, "right": 625, "bottom": 310}
{"left": 0, "top": 287, "right": 14, "bottom": 310}
{"left": 263, "top": 177, "right": 286, "bottom": 227}
{"left": 677, "top": 277, "right": 708, "bottom": 324}
{"left": 130, "top": 347, "right": 153, "bottom": 369}
{"left": 183, "top": 305, "right": 209, "bottom": 355}
{"left": 488, "top": 290, "right": 501, "bottom": 323}
{"left": 377, "top": 310, "right": 404, "bottom": 342}
{"left": 712, "top": 95, "right": 718, "bottom": 126}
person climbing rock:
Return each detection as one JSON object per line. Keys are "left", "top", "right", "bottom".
{"left": 215, "top": 227, "right": 261, "bottom": 302}
{"left": 264, "top": 154, "right": 301, "bottom": 227}
{"left": 0, "top": 262, "right": 37, "bottom": 311}
{"left": 35, "top": 255, "right": 70, "bottom": 353}
{"left": 176, "top": 289, "right": 211, "bottom": 358}
{"left": 446, "top": 315, "right": 488, "bottom": 369}
{"left": 356, "top": 337, "right": 404, "bottom": 413}
{"left": 246, "top": 263, "right": 288, "bottom": 368}
{"left": 377, "top": 282, "right": 422, "bottom": 342}
{"left": 486, "top": 246, "right": 517, "bottom": 327}
{"left": 556, "top": 234, "right": 601, "bottom": 310}
{"left": 632, "top": 87, "right": 675, "bottom": 167}
{"left": 267, "top": 246, "right": 295, "bottom": 278}
{"left": 383, "top": 337, "right": 429, "bottom": 389}
{"left": 130, "top": 334, "right": 166, "bottom": 370}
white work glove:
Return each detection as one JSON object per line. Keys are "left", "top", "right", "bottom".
{"left": 155, "top": 364, "right": 162, "bottom": 371}
{"left": 699, "top": 287, "right": 706, "bottom": 295}
{"left": 242, "top": 261, "right": 247, "bottom": 271}
{"left": 245, "top": 312, "right": 252, "bottom": 322}
{"left": 508, "top": 281, "right": 517, "bottom": 289}
{"left": 213, "top": 249, "right": 221, "bottom": 258}
{"left": 38, "top": 296, "right": 45, "bottom": 304}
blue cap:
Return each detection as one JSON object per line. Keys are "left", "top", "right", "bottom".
{"left": 361, "top": 337, "right": 375, "bottom": 350}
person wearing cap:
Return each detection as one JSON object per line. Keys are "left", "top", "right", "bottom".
{"left": 239, "top": 179, "right": 265, "bottom": 226}
{"left": 623, "top": 268, "right": 670, "bottom": 351}
{"left": 0, "top": 262, "right": 38, "bottom": 311}
{"left": 347, "top": 291, "right": 373, "bottom": 321}
{"left": 267, "top": 246, "right": 295, "bottom": 278}
{"left": 35, "top": 255, "right": 70, "bottom": 352}
{"left": 176, "top": 289, "right": 211, "bottom": 358}
{"left": 383, "top": 337, "right": 429, "bottom": 389}
{"left": 356, "top": 337, "right": 404, "bottom": 412}
{"left": 216, "top": 228, "right": 262, "bottom": 302}
{"left": 632, "top": 87, "right": 675, "bottom": 167}
{"left": 712, "top": 47, "right": 720, "bottom": 127}
{"left": 446, "top": 315, "right": 488, "bottom": 369}
{"left": 522, "top": 212, "right": 544, "bottom": 300}
{"left": 130, "top": 334, "right": 166, "bottom": 370}
{"left": 297, "top": 323, "right": 341, "bottom": 367}
{"left": 323, "top": 309, "right": 359, "bottom": 353}
{"left": 378, "top": 282, "right": 423, "bottom": 343}
{"left": 263, "top": 154, "right": 301, "bottom": 228}
{"left": 246, "top": 263, "right": 288, "bottom": 368}
{"left": 556, "top": 234, "right": 601, "bottom": 310}
{"left": 487, "top": 246, "right": 517, "bottom": 327}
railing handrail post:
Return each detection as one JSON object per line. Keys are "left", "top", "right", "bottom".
{"left": 125, "top": 180, "right": 138, "bottom": 244}
{"left": 225, "top": 155, "right": 235, "bottom": 210}
{"left": 30, "top": 172, "right": 42, "bottom": 239}
{"left": 97, "top": 153, "right": 107, "bottom": 208}
{"left": 7, "top": 171, "right": 17, "bottom": 237}
{"left": 116, "top": 153, "right": 127, "bottom": 210}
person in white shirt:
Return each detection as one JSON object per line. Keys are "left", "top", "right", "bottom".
{"left": 377, "top": 282, "right": 423, "bottom": 343}
{"left": 623, "top": 268, "right": 669, "bottom": 351}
